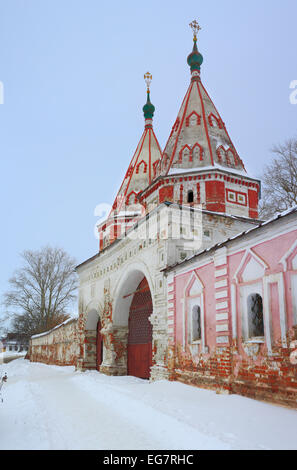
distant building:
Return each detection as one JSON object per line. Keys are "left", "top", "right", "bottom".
{"left": 1, "top": 333, "right": 28, "bottom": 353}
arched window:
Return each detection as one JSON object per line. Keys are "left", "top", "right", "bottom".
{"left": 247, "top": 293, "right": 264, "bottom": 338}
{"left": 187, "top": 190, "right": 194, "bottom": 203}
{"left": 192, "top": 143, "right": 203, "bottom": 162}
{"left": 208, "top": 113, "right": 223, "bottom": 129}
{"left": 186, "top": 111, "right": 201, "bottom": 127}
{"left": 136, "top": 160, "right": 147, "bottom": 174}
{"left": 126, "top": 191, "right": 138, "bottom": 206}
{"left": 191, "top": 305, "right": 201, "bottom": 342}
{"left": 217, "top": 146, "right": 231, "bottom": 166}
{"left": 179, "top": 145, "right": 191, "bottom": 163}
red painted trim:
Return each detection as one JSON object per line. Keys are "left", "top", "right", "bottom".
{"left": 124, "top": 129, "right": 148, "bottom": 201}
{"left": 107, "top": 129, "right": 147, "bottom": 218}
{"left": 226, "top": 188, "right": 247, "bottom": 206}
{"left": 162, "top": 84, "right": 190, "bottom": 158}
{"left": 159, "top": 185, "right": 174, "bottom": 203}
{"left": 179, "top": 144, "right": 192, "bottom": 163}
{"left": 136, "top": 159, "right": 148, "bottom": 174}
{"left": 196, "top": 81, "right": 214, "bottom": 166}
{"left": 180, "top": 184, "right": 184, "bottom": 204}
{"left": 126, "top": 190, "right": 140, "bottom": 206}
{"left": 197, "top": 183, "right": 200, "bottom": 204}
{"left": 208, "top": 113, "right": 223, "bottom": 129}
{"left": 186, "top": 110, "right": 201, "bottom": 127}
{"left": 200, "top": 81, "right": 247, "bottom": 172}
{"left": 192, "top": 142, "right": 204, "bottom": 161}
{"left": 165, "top": 82, "right": 194, "bottom": 175}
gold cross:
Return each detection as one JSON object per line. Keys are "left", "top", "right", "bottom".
{"left": 189, "top": 20, "right": 202, "bottom": 40}
{"left": 144, "top": 72, "right": 152, "bottom": 91}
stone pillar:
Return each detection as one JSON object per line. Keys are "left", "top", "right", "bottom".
{"left": 213, "top": 247, "right": 233, "bottom": 393}
{"left": 100, "top": 325, "right": 129, "bottom": 376}
{"left": 76, "top": 292, "right": 87, "bottom": 371}
{"left": 149, "top": 307, "right": 169, "bottom": 381}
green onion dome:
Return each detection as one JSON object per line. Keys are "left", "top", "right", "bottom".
{"left": 187, "top": 39, "right": 203, "bottom": 72}
{"left": 143, "top": 91, "right": 155, "bottom": 120}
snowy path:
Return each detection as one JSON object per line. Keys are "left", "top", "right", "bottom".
{"left": 0, "top": 358, "right": 296, "bottom": 450}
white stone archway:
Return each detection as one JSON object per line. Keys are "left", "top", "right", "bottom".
{"left": 112, "top": 262, "right": 155, "bottom": 327}
{"left": 99, "top": 262, "right": 155, "bottom": 377}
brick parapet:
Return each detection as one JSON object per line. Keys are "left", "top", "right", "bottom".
{"left": 29, "top": 318, "right": 79, "bottom": 367}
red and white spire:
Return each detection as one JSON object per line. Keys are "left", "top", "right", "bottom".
{"left": 109, "top": 73, "right": 162, "bottom": 216}
{"left": 156, "top": 21, "right": 246, "bottom": 178}
{"left": 140, "top": 21, "right": 260, "bottom": 220}
{"left": 98, "top": 74, "right": 162, "bottom": 249}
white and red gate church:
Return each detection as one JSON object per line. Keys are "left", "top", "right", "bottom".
{"left": 30, "top": 22, "right": 297, "bottom": 408}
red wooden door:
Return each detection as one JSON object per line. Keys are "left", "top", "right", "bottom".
{"left": 127, "top": 278, "right": 153, "bottom": 379}
{"left": 96, "top": 320, "right": 103, "bottom": 371}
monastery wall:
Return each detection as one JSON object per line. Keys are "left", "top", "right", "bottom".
{"left": 168, "top": 212, "right": 297, "bottom": 408}
{"left": 29, "top": 318, "right": 79, "bottom": 367}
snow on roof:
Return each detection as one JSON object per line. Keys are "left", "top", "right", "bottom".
{"left": 31, "top": 317, "right": 78, "bottom": 340}
{"left": 168, "top": 163, "right": 249, "bottom": 178}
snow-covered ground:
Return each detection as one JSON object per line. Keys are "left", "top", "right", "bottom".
{"left": 1, "top": 351, "right": 27, "bottom": 358}
{"left": 0, "top": 358, "right": 296, "bottom": 450}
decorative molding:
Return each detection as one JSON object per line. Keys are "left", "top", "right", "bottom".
{"left": 233, "top": 248, "right": 268, "bottom": 284}
{"left": 279, "top": 239, "right": 297, "bottom": 271}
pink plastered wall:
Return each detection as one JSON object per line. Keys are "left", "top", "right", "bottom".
{"left": 170, "top": 223, "right": 297, "bottom": 407}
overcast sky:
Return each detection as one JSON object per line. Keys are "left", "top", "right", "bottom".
{"left": 0, "top": 0, "right": 296, "bottom": 320}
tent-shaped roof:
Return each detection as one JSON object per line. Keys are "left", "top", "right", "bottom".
{"left": 155, "top": 26, "right": 246, "bottom": 178}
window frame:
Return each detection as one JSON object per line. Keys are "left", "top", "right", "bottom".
{"left": 189, "top": 303, "right": 202, "bottom": 344}
{"left": 183, "top": 274, "right": 206, "bottom": 352}
{"left": 246, "top": 292, "right": 265, "bottom": 340}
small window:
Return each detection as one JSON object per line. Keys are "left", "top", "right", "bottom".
{"left": 237, "top": 193, "right": 246, "bottom": 205}
{"left": 228, "top": 191, "right": 236, "bottom": 201}
{"left": 187, "top": 190, "right": 194, "bottom": 203}
{"left": 247, "top": 293, "right": 264, "bottom": 338}
{"left": 180, "top": 251, "right": 187, "bottom": 261}
{"left": 192, "top": 305, "right": 201, "bottom": 342}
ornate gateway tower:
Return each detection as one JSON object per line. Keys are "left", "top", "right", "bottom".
{"left": 140, "top": 21, "right": 260, "bottom": 219}
{"left": 75, "top": 22, "right": 260, "bottom": 380}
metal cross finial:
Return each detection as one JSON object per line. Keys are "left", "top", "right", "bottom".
{"left": 189, "top": 20, "right": 202, "bottom": 40}
{"left": 144, "top": 72, "right": 152, "bottom": 92}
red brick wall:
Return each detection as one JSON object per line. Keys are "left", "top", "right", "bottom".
{"left": 168, "top": 333, "right": 297, "bottom": 407}
{"left": 29, "top": 319, "right": 79, "bottom": 367}
{"left": 205, "top": 181, "right": 226, "bottom": 213}
{"left": 159, "top": 185, "right": 174, "bottom": 204}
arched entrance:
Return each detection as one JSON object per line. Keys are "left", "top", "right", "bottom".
{"left": 84, "top": 308, "right": 103, "bottom": 371}
{"left": 127, "top": 277, "right": 153, "bottom": 379}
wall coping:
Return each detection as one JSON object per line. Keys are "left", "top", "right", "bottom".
{"left": 31, "top": 317, "right": 78, "bottom": 341}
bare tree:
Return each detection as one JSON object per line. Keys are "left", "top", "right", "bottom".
{"left": 3, "top": 246, "right": 78, "bottom": 339}
{"left": 259, "top": 138, "right": 297, "bottom": 220}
